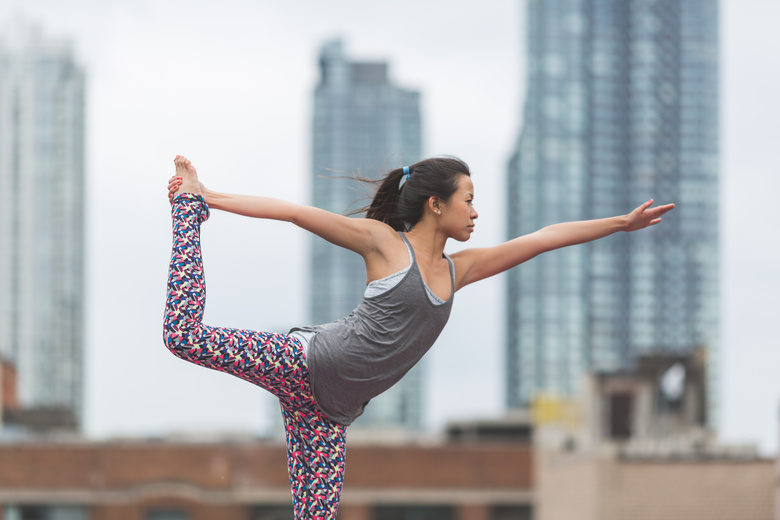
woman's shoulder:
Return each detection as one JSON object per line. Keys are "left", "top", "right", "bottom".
{"left": 364, "top": 218, "right": 405, "bottom": 248}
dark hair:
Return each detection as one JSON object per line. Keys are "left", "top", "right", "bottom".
{"left": 362, "top": 157, "right": 471, "bottom": 231}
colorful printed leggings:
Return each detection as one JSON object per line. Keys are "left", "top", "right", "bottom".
{"left": 163, "top": 193, "right": 347, "bottom": 520}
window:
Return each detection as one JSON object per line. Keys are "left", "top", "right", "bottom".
{"left": 146, "top": 510, "right": 189, "bottom": 520}
{"left": 492, "top": 505, "right": 533, "bottom": 520}
{"left": 4, "top": 505, "right": 89, "bottom": 520}
{"left": 374, "top": 505, "right": 454, "bottom": 520}
{"left": 252, "top": 506, "right": 294, "bottom": 520}
{"left": 608, "top": 393, "right": 633, "bottom": 440}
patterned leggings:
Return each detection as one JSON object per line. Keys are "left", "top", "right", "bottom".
{"left": 163, "top": 193, "right": 347, "bottom": 520}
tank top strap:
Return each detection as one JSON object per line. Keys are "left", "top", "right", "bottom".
{"left": 398, "top": 232, "right": 416, "bottom": 262}
{"left": 399, "top": 232, "right": 456, "bottom": 302}
{"left": 442, "top": 252, "right": 456, "bottom": 293}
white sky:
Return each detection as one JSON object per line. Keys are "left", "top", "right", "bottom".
{"left": 1, "top": 1, "right": 778, "bottom": 454}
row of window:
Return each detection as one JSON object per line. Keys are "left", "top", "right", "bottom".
{"left": 2, "top": 505, "right": 533, "bottom": 520}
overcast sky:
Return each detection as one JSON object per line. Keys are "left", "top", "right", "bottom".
{"left": 1, "top": 1, "right": 778, "bottom": 454}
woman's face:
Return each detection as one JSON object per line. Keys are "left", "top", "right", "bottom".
{"left": 438, "top": 174, "right": 478, "bottom": 241}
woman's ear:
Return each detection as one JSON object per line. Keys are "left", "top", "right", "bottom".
{"left": 428, "top": 196, "right": 442, "bottom": 215}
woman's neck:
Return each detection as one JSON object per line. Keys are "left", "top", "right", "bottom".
{"left": 405, "top": 222, "right": 448, "bottom": 263}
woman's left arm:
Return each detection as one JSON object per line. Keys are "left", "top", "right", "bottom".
{"left": 452, "top": 200, "right": 675, "bottom": 290}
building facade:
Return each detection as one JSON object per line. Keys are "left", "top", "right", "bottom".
{"left": 310, "top": 40, "right": 423, "bottom": 430}
{"left": 0, "top": 438, "right": 533, "bottom": 520}
{"left": 536, "top": 447, "right": 773, "bottom": 520}
{"left": 533, "top": 352, "right": 771, "bottom": 520}
{"left": 506, "top": 0, "right": 719, "bottom": 425}
{"left": 0, "top": 22, "right": 86, "bottom": 429}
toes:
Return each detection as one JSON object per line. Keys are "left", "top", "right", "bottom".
{"left": 172, "top": 156, "right": 196, "bottom": 179}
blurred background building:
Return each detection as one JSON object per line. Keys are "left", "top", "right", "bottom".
{"left": 776, "top": 409, "right": 780, "bottom": 520}
{"left": 1, "top": 358, "right": 772, "bottom": 520}
{"left": 309, "top": 39, "right": 424, "bottom": 432}
{"left": 0, "top": 429, "right": 533, "bottom": 520}
{"left": 0, "top": 21, "right": 86, "bottom": 433}
{"left": 532, "top": 350, "right": 772, "bottom": 520}
{"left": 505, "top": 0, "right": 720, "bottom": 427}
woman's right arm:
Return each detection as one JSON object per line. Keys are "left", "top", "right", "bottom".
{"left": 203, "top": 189, "right": 390, "bottom": 257}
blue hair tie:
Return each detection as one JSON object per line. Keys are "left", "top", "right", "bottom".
{"left": 399, "top": 166, "right": 411, "bottom": 190}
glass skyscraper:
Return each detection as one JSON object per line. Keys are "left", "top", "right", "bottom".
{"left": 0, "top": 22, "right": 86, "bottom": 428}
{"left": 310, "top": 40, "right": 422, "bottom": 430}
{"left": 506, "top": 0, "right": 719, "bottom": 425}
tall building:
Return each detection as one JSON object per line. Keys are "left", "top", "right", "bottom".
{"left": 0, "top": 22, "right": 86, "bottom": 429}
{"left": 506, "top": 0, "right": 719, "bottom": 425}
{"left": 310, "top": 40, "right": 422, "bottom": 430}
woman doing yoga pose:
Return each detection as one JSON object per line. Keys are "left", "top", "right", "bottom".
{"left": 164, "top": 155, "right": 673, "bottom": 519}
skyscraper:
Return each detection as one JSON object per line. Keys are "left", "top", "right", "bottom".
{"left": 310, "top": 40, "right": 422, "bottom": 430}
{"left": 506, "top": 0, "right": 719, "bottom": 425}
{"left": 0, "top": 22, "right": 86, "bottom": 429}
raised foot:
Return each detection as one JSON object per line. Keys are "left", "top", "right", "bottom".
{"left": 172, "top": 155, "right": 203, "bottom": 198}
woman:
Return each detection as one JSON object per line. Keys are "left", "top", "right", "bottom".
{"left": 164, "top": 155, "right": 673, "bottom": 519}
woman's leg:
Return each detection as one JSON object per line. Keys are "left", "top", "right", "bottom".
{"left": 282, "top": 399, "right": 347, "bottom": 520}
{"left": 163, "top": 192, "right": 311, "bottom": 401}
{"left": 163, "top": 187, "right": 348, "bottom": 519}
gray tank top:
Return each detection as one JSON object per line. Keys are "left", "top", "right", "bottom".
{"left": 290, "top": 233, "right": 455, "bottom": 425}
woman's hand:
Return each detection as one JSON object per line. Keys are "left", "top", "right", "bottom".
{"left": 167, "top": 176, "right": 181, "bottom": 202}
{"left": 167, "top": 175, "right": 206, "bottom": 202}
{"left": 624, "top": 200, "right": 675, "bottom": 232}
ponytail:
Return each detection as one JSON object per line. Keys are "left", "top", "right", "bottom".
{"left": 365, "top": 167, "right": 407, "bottom": 230}
{"left": 358, "top": 157, "right": 470, "bottom": 231}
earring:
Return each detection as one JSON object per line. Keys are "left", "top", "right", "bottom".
{"left": 436, "top": 210, "right": 442, "bottom": 215}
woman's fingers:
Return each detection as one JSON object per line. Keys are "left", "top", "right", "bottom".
{"left": 643, "top": 203, "right": 675, "bottom": 227}
{"left": 167, "top": 176, "right": 182, "bottom": 201}
{"left": 648, "top": 203, "right": 675, "bottom": 219}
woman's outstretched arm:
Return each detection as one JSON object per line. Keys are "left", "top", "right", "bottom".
{"left": 213, "top": 189, "right": 397, "bottom": 257}
{"left": 168, "top": 172, "right": 394, "bottom": 258}
{"left": 452, "top": 199, "right": 675, "bottom": 290}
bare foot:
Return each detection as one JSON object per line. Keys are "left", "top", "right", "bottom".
{"left": 171, "top": 155, "right": 203, "bottom": 198}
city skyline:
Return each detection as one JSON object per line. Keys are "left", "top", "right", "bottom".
{"left": 307, "top": 39, "right": 424, "bottom": 430}
{"left": 505, "top": 0, "right": 719, "bottom": 427}
{"left": 0, "top": 21, "right": 86, "bottom": 428}
{"left": 0, "top": 1, "right": 774, "bottom": 454}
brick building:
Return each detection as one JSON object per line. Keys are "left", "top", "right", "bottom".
{"left": 0, "top": 437, "right": 533, "bottom": 520}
